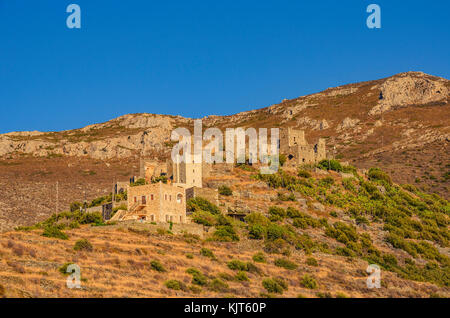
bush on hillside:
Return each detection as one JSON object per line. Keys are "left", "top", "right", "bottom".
{"left": 218, "top": 185, "right": 233, "bottom": 196}
{"left": 73, "top": 239, "right": 93, "bottom": 251}
{"left": 262, "top": 277, "right": 288, "bottom": 294}
{"left": 368, "top": 168, "right": 392, "bottom": 185}
{"left": 187, "top": 197, "right": 221, "bottom": 215}
{"left": 42, "top": 226, "right": 68, "bottom": 240}
{"left": 300, "top": 274, "right": 318, "bottom": 289}
{"left": 274, "top": 258, "right": 298, "bottom": 270}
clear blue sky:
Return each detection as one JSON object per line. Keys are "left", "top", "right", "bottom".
{"left": 0, "top": 0, "right": 449, "bottom": 133}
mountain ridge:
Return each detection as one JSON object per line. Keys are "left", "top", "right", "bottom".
{"left": 0, "top": 71, "right": 448, "bottom": 233}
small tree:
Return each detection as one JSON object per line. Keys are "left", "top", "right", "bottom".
{"left": 218, "top": 185, "right": 233, "bottom": 196}
{"left": 279, "top": 154, "right": 287, "bottom": 167}
{"left": 74, "top": 239, "right": 93, "bottom": 252}
{"left": 70, "top": 202, "right": 82, "bottom": 212}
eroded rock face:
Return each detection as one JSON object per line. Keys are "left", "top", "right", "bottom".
{"left": 369, "top": 72, "right": 448, "bottom": 115}
{"left": 0, "top": 114, "right": 175, "bottom": 159}
{"left": 336, "top": 117, "right": 360, "bottom": 131}
{"left": 296, "top": 117, "right": 331, "bottom": 131}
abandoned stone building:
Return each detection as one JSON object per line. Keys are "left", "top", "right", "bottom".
{"left": 168, "top": 160, "right": 203, "bottom": 188}
{"left": 139, "top": 158, "right": 168, "bottom": 181}
{"left": 279, "top": 127, "right": 326, "bottom": 165}
{"left": 114, "top": 181, "right": 129, "bottom": 194}
{"left": 123, "top": 182, "right": 187, "bottom": 223}
{"left": 140, "top": 157, "right": 203, "bottom": 188}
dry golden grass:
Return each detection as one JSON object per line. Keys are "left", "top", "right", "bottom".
{"left": 0, "top": 223, "right": 447, "bottom": 298}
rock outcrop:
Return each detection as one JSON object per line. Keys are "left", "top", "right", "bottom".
{"left": 369, "top": 72, "right": 448, "bottom": 115}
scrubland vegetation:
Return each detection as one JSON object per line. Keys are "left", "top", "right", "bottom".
{"left": 2, "top": 159, "right": 448, "bottom": 297}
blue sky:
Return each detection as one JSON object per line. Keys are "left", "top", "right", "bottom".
{"left": 0, "top": 0, "right": 449, "bottom": 133}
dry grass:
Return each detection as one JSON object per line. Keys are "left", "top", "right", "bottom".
{"left": 0, "top": 224, "right": 447, "bottom": 298}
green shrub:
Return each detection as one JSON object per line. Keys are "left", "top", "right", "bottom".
{"left": 249, "top": 224, "right": 266, "bottom": 240}
{"left": 73, "top": 239, "right": 93, "bottom": 252}
{"left": 70, "top": 201, "right": 82, "bottom": 212}
{"left": 58, "top": 262, "right": 75, "bottom": 275}
{"left": 252, "top": 252, "right": 266, "bottom": 263}
{"left": 318, "top": 159, "right": 343, "bottom": 172}
{"left": 186, "top": 268, "right": 208, "bottom": 286}
{"left": 319, "top": 176, "right": 335, "bottom": 187}
{"left": 186, "top": 253, "right": 194, "bottom": 259}
{"left": 208, "top": 278, "right": 229, "bottom": 292}
{"left": 262, "top": 277, "right": 288, "bottom": 294}
{"left": 277, "top": 192, "right": 296, "bottom": 202}
{"left": 245, "top": 262, "right": 261, "bottom": 275}
{"left": 80, "top": 212, "right": 103, "bottom": 225}
{"left": 269, "top": 206, "right": 287, "bottom": 220}
{"left": 300, "top": 274, "right": 317, "bottom": 289}
{"left": 279, "top": 154, "right": 287, "bottom": 166}
{"left": 355, "top": 215, "right": 370, "bottom": 225}
{"left": 306, "top": 257, "right": 318, "bottom": 266}
{"left": 189, "top": 285, "right": 202, "bottom": 294}
{"left": 152, "top": 175, "right": 168, "bottom": 184}
{"left": 235, "top": 271, "right": 249, "bottom": 281}
{"left": 266, "top": 224, "right": 288, "bottom": 241}
{"left": 42, "top": 226, "right": 68, "bottom": 240}
{"left": 165, "top": 280, "right": 184, "bottom": 290}
{"left": 69, "top": 221, "right": 80, "bottom": 229}
{"left": 274, "top": 258, "right": 298, "bottom": 270}
{"left": 218, "top": 273, "right": 234, "bottom": 281}
{"left": 335, "top": 247, "right": 356, "bottom": 257}
{"left": 244, "top": 212, "right": 270, "bottom": 226}
{"left": 342, "top": 178, "right": 356, "bottom": 192}
{"left": 131, "top": 178, "right": 146, "bottom": 186}
{"left": 186, "top": 267, "right": 201, "bottom": 275}
{"left": 218, "top": 185, "right": 233, "bottom": 196}
{"left": 286, "top": 207, "right": 301, "bottom": 218}
{"left": 187, "top": 197, "right": 221, "bottom": 215}
{"left": 191, "top": 210, "right": 217, "bottom": 226}
{"left": 298, "top": 170, "right": 312, "bottom": 178}
{"left": 150, "top": 260, "right": 166, "bottom": 272}
{"left": 325, "top": 222, "right": 358, "bottom": 244}
{"left": 200, "top": 248, "right": 216, "bottom": 259}
{"left": 212, "top": 225, "right": 239, "bottom": 242}
{"left": 368, "top": 168, "right": 392, "bottom": 185}
{"left": 264, "top": 238, "right": 288, "bottom": 254}
{"left": 227, "top": 260, "right": 247, "bottom": 271}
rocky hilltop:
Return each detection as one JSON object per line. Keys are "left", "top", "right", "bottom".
{"left": 0, "top": 72, "right": 448, "bottom": 161}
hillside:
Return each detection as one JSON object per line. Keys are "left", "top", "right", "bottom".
{"left": 0, "top": 71, "right": 448, "bottom": 232}
{"left": 0, "top": 163, "right": 448, "bottom": 298}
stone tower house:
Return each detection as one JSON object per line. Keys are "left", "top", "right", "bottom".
{"left": 279, "top": 127, "right": 326, "bottom": 165}
{"left": 124, "top": 182, "right": 187, "bottom": 223}
{"left": 167, "top": 157, "right": 203, "bottom": 188}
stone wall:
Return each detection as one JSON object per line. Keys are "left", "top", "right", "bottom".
{"left": 140, "top": 159, "right": 167, "bottom": 182}
{"left": 186, "top": 186, "right": 219, "bottom": 205}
